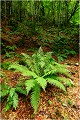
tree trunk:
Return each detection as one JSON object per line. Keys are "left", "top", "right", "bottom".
{"left": 52, "top": 1, "right": 55, "bottom": 24}
{"left": 4, "top": 0, "right": 6, "bottom": 24}
{"left": 58, "top": 1, "right": 61, "bottom": 36}
{"left": 65, "top": 1, "right": 68, "bottom": 24}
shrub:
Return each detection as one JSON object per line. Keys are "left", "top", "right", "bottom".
{"left": 7, "top": 47, "right": 73, "bottom": 112}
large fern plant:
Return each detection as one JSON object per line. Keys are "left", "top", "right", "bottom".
{"left": 8, "top": 47, "right": 73, "bottom": 112}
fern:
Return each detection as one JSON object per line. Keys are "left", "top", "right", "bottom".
{"left": 8, "top": 47, "right": 73, "bottom": 112}
{"left": 0, "top": 84, "right": 10, "bottom": 97}
{"left": 31, "top": 83, "right": 40, "bottom": 113}
{"left": 36, "top": 77, "right": 47, "bottom": 91}
{"left": 25, "top": 78, "right": 35, "bottom": 94}
{"left": 6, "top": 96, "right": 13, "bottom": 111}
{"left": 1, "top": 83, "right": 27, "bottom": 111}
{"left": 12, "top": 92, "right": 18, "bottom": 110}
{"left": 47, "top": 78, "right": 66, "bottom": 92}
{"left": 8, "top": 64, "right": 38, "bottom": 78}
{"left": 15, "top": 86, "right": 27, "bottom": 95}
{"left": 9, "top": 88, "right": 16, "bottom": 98}
{"left": 57, "top": 77, "right": 73, "bottom": 87}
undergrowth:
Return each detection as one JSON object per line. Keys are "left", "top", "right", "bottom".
{"left": 1, "top": 47, "right": 73, "bottom": 113}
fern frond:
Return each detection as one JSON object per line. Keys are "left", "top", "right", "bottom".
{"left": 22, "top": 54, "right": 33, "bottom": 70}
{"left": 9, "top": 88, "right": 15, "bottom": 98}
{"left": 43, "top": 65, "right": 57, "bottom": 77}
{"left": 6, "top": 96, "right": 13, "bottom": 111}
{"left": 36, "top": 77, "right": 47, "bottom": 91}
{"left": 1, "top": 89, "right": 9, "bottom": 97}
{"left": 56, "top": 67, "right": 72, "bottom": 78}
{"left": 38, "top": 47, "right": 44, "bottom": 55}
{"left": 1, "top": 84, "right": 10, "bottom": 97}
{"left": 12, "top": 92, "right": 18, "bottom": 110}
{"left": 49, "top": 76, "right": 73, "bottom": 87}
{"left": 16, "top": 86, "right": 27, "bottom": 95}
{"left": 25, "top": 79, "right": 35, "bottom": 95}
{"left": 47, "top": 78, "right": 66, "bottom": 92}
{"left": 51, "top": 63, "right": 72, "bottom": 78}
{"left": 8, "top": 64, "right": 38, "bottom": 78}
{"left": 31, "top": 84, "right": 40, "bottom": 113}
{"left": 21, "top": 53, "right": 31, "bottom": 59}
{"left": 58, "top": 77, "right": 73, "bottom": 87}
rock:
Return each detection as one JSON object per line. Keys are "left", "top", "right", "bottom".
{"left": 75, "top": 63, "right": 79, "bottom": 66}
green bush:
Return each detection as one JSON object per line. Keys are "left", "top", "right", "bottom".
{"left": 53, "top": 35, "right": 76, "bottom": 61}
{"left": 8, "top": 47, "right": 73, "bottom": 112}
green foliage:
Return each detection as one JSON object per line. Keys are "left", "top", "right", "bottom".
{"left": 53, "top": 35, "right": 76, "bottom": 62}
{"left": 3, "top": 52, "right": 18, "bottom": 59}
{"left": 18, "top": 38, "right": 25, "bottom": 46}
{"left": 0, "top": 83, "right": 27, "bottom": 111}
{"left": 1, "top": 61, "right": 11, "bottom": 70}
{"left": 3, "top": 52, "right": 11, "bottom": 58}
{"left": 48, "top": 100, "right": 52, "bottom": 105}
{"left": 6, "top": 45, "right": 16, "bottom": 51}
{"left": 68, "top": 99, "right": 72, "bottom": 105}
{"left": 8, "top": 47, "right": 73, "bottom": 112}
{"left": 1, "top": 44, "right": 16, "bottom": 55}
{"left": 31, "top": 83, "right": 40, "bottom": 112}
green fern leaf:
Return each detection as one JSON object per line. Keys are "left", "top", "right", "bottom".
{"left": 36, "top": 77, "right": 47, "bottom": 91}
{"left": 6, "top": 100, "right": 13, "bottom": 111}
{"left": 6, "top": 96, "right": 13, "bottom": 111}
{"left": 9, "top": 88, "right": 15, "bottom": 98}
{"left": 1, "top": 89, "right": 9, "bottom": 97}
{"left": 21, "top": 53, "right": 31, "bottom": 59}
{"left": 38, "top": 47, "right": 44, "bottom": 55}
{"left": 58, "top": 77, "right": 73, "bottom": 87}
{"left": 9, "top": 64, "right": 38, "bottom": 78}
{"left": 53, "top": 63, "right": 72, "bottom": 78}
{"left": 12, "top": 93, "right": 18, "bottom": 110}
{"left": 31, "top": 84, "right": 40, "bottom": 113}
{"left": 56, "top": 68, "right": 72, "bottom": 78}
{"left": 23, "top": 70, "right": 38, "bottom": 78}
{"left": 1, "top": 84, "right": 10, "bottom": 97}
{"left": 39, "top": 61, "right": 45, "bottom": 68}
{"left": 15, "top": 86, "right": 27, "bottom": 95}
{"left": 47, "top": 78, "right": 66, "bottom": 92}
{"left": 25, "top": 79, "right": 35, "bottom": 95}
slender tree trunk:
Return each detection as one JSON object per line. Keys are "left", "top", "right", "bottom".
{"left": 19, "top": 1, "right": 22, "bottom": 22}
{"left": 4, "top": 0, "right": 6, "bottom": 24}
{"left": 31, "top": 1, "right": 33, "bottom": 22}
{"left": 58, "top": 1, "right": 61, "bottom": 36}
{"left": 52, "top": 1, "right": 55, "bottom": 24}
{"left": 1, "top": 1, "right": 4, "bottom": 19}
{"left": 7, "top": 1, "right": 12, "bottom": 20}
{"left": 65, "top": 1, "right": 68, "bottom": 25}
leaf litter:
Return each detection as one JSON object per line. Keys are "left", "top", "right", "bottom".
{"left": 1, "top": 51, "right": 79, "bottom": 120}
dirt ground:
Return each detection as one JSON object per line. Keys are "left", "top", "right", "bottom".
{"left": 0, "top": 51, "right": 79, "bottom": 120}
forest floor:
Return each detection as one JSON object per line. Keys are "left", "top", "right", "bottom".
{"left": 0, "top": 47, "right": 79, "bottom": 120}
{"left": 1, "top": 24, "right": 79, "bottom": 120}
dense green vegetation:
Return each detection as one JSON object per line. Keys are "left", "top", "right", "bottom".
{"left": 1, "top": 48, "right": 73, "bottom": 112}
{"left": 1, "top": 0, "right": 79, "bottom": 61}
{"left": 1, "top": 0, "right": 79, "bottom": 118}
